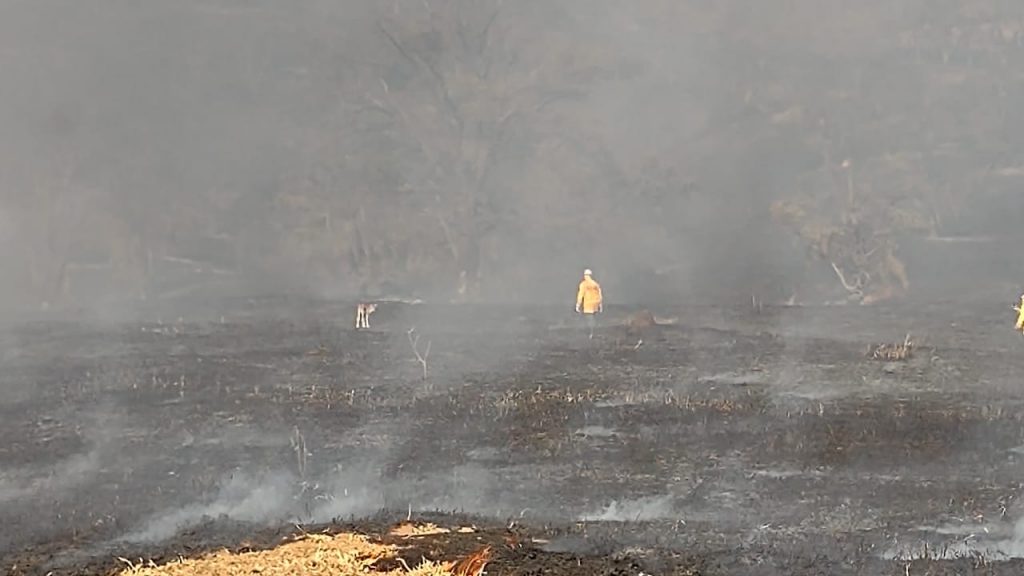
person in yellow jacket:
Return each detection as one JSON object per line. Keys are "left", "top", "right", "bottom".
{"left": 1014, "top": 294, "right": 1024, "bottom": 334}
{"left": 576, "top": 268, "right": 603, "bottom": 338}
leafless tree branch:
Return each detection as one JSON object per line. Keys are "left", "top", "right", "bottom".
{"left": 407, "top": 327, "right": 431, "bottom": 380}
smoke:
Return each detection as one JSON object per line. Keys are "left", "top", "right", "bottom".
{"left": 579, "top": 495, "right": 676, "bottom": 522}
{"left": 118, "top": 467, "right": 385, "bottom": 545}
{"left": 115, "top": 463, "right": 518, "bottom": 545}
{"left": 121, "top": 470, "right": 298, "bottom": 544}
{"left": 0, "top": 449, "right": 101, "bottom": 504}
{"left": 985, "top": 517, "right": 1024, "bottom": 559}
{"left": 0, "top": 0, "right": 771, "bottom": 313}
{"left": 119, "top": 459, "right": 532, "bottom": 542}
{"left": 0, "top": 404, "right": 122, "bottom": 505}
{"left": 7, "top": 4, "right": 1024, "bottom": 576}
{"left": 1, "top": 0, "right": 1015, "bottom": 313}
{"left": 307, "top": 474, "right": 386, "bottom": 524}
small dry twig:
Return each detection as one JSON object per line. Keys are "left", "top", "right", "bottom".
{"left": 290, "top": 426, "right": 307, "bottom": 479}
{"left": 870, "top": 333, "right": 913, "bottom": 361}
{"left": 407, "top": 327, "right": 431, "bottom": 380}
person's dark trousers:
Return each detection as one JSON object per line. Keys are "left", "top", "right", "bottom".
{"left": 583, "top": 312, "right": 597, "bottom": 339}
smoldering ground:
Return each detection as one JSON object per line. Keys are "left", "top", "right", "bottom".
{"left": 6, "top": 1, "right": 1024, "bottom": 575}
{"left": 1, "top": 298, "right": 1023, "bottom": 576}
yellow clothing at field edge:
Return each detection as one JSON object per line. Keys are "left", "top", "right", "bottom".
{"left": 1015, "top": 295, "right": 1024, "bottom": 331}
{"left": 576, "top": 276, "right": 603, "bottom": 314}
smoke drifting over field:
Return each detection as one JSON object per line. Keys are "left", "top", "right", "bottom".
{"left": 7, "top": 3, "right": 1024, "bottom": 575}
{"left": 2, "top": 1, "right": 1024, "bottom": 315}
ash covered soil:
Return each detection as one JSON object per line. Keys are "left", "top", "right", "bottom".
{"left": 4, "top": 298, "right": 1024, "bottom": 575}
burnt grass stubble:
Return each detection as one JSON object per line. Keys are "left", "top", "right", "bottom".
{"left": 3, "top": 300, "right": 1024, "bottom": 575}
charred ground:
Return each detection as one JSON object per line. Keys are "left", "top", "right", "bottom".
{"left": 4, "top": 299, "right": 1024, "bottom": 575}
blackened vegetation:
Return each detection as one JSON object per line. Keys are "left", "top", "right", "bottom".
{"left": 4, "top": 302, "right": 1024, "bottom": 575}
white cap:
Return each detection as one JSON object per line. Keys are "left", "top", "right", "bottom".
{"left": 583, "top": 268, "right": 593, "bottom": 276}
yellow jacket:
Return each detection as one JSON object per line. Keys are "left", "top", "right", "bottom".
{"left": 1016, "top": 296, "right": 1024, "bottom": 330}
{"left": 576, "top": 276, "right": 603, "bottom": 314}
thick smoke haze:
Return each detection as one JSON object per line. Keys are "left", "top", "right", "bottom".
{"left": 8, "top": 4, "right": 1024, "bottom": 573}
{"left": 4, "top": 1, "right": 1023, "bottom": 316}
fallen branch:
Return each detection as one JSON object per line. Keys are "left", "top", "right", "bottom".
{"left": 830, "top": 261, "right": 863, "bottom": 296}
{"left": 407, "top": 327, "right": 431, "bottom": 380}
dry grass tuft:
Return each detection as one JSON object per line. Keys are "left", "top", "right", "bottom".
{"left": 869, "top": 333, "right": 913, "bottom": 361}
{"left": 389, "top": 521, "right": 450, "bottom": 537}
{"left": 114, "top": 531, "right": 459, "bottom": 576}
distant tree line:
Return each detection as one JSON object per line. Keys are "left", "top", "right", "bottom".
{"left": 3, "top": 0, "right": 1024, "bottom": 310}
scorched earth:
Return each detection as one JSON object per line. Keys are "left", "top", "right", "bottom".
{"left": 3, "top": 298, "right": 1024, "bottom": 575}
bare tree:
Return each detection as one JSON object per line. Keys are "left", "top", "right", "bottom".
{"left": 368, "top": 0, "right": 617, "bottom": 298}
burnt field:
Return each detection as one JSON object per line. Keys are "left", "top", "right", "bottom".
{"left": 5, "top": 298, "right": 1024, "bottom": 575}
